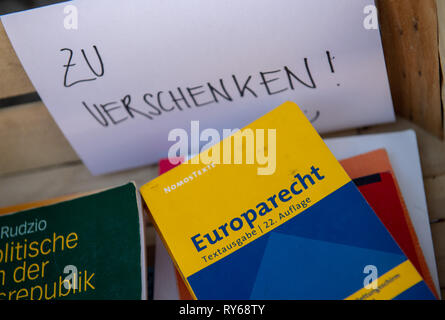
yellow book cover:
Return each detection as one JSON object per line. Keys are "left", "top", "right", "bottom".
{"left": 141, "top": 102, "right": 435, "bottom": 300}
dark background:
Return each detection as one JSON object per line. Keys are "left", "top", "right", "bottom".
{"left": 0, "top": 0, "right": 67, "bottom": 16}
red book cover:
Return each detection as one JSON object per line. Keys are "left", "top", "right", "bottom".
{"left": 353, "top": 173, "right": 422, "bottom": 275}
{"left": 340, "top": 149, "right": 438, "bottom": 298}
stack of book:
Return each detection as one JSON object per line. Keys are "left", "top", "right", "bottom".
{"left": 0, "top": 102, "right": 439, "bottom": 300}
{"left": 144, "top": 102, "right": 439, "bottom": 300}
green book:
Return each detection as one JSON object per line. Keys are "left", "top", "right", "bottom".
{"left": 0, "top": 183, "right": 146, "bottom": 300}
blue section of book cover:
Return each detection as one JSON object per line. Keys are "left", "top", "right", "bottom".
{"left": 393, "top": 281, "right": 435, "bottom": 300}
{"left": 187, "top": 181, "right": 434, "bottom": 300}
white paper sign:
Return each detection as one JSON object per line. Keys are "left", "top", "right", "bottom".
{"left": 1, "top": 0, "right": 395, "bottom": 174}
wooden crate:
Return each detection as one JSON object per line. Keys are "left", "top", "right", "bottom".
{"left": 0, "top": 0, "right": 444, "bottom": 298}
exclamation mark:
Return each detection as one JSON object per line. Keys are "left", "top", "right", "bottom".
{"left": 326, "top": 51, "right": 340, "bottom": 87}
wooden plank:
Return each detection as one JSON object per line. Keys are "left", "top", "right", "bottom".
{"left": 0, "top": 161, "right": 158, "bottom": 208}
{"left": 0, "top": 22, "right": 35, "bottom": 99}
{"left": 431, "top": 221, "right": 445, "bottom": 288}
{"left": 437, "top": 0, "right": 445, "bottom": 138}
{"left": 424, "top": 174, "right": 445, "bottom": 222}
{"left": 0, "top": 101, "right": 79, "bottom": 175}
{"left": 2, "top": 99, "right": 445, "bottom": 179}
{"left": 377, "top": 0, "right": 443, "bottom": 138}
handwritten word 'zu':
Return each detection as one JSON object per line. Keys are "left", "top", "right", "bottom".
{"left": 61, "top": 46, "right": 104, "bottom": 88}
